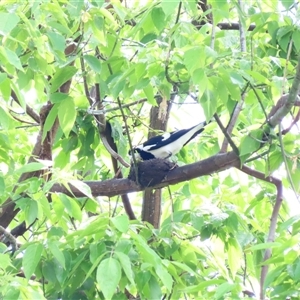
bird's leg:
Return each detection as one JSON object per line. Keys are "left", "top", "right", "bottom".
{"left": 165, "top": 151, "right": 173, "bottom": 159}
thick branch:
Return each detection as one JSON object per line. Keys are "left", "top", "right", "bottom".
{"left": 50, "top": 152, "right": 240, "bottom": 197}
{"left": 268, "top": 55, "right": 300, "bottom": 127}
{"left": 191, "top": 21, "right": 256, "bottom": 31}
{"left": 11, "top": 90, "right": 40, "bottom": 123}
{"left": 142, "top": 96, "right": 173, "bottom": 228}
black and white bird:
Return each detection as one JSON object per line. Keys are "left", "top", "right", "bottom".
{"left": 130, "top": 121, "right": 208, "bottom": 160}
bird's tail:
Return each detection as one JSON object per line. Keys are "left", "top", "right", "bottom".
{"left": 183, "top": 121, "right": 208, "bottom": 146}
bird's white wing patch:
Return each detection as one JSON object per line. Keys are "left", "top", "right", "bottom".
{"left": 161, "top": 132, "right": 171, "bottom": 141}
{"left": 142, "top": 144, "right": 158, "bottom": 151}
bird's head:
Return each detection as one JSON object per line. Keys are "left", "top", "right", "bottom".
{"left": 128, "top": 147, "right": 143, "bottom": 161}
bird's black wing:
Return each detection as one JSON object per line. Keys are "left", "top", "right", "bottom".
{"left": 182, "top": 126, "right": 206, "bottom": 146}
{"left": 142, "top": 122, "right": 207, "bottom": 150}
{"left": 143, "top": 128, "right": 190, "bottom": 150}
{"left": 142, "top": 134, "right": 166, "bottom": 148}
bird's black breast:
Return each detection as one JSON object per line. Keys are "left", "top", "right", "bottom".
{"left": 135, "top": 148, "right": 156, "bottom": 160}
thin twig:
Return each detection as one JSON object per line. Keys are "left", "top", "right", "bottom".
{"left": 281, "top": 38, "right": 293, "bottom": 95}
{"left": 278, "top": 123, "right": 299, "bottom": 201}
{"left": 221, "top": 2, "right": 247, "bottom": 152}
{"left": 268, "top": 55, "right": 300, "bottom": 127}
{"left": 80, "top": 55, "right": 94, "bottom": 106}
{"left": 214, "top": 113, "right": 239, "bottom": 154}
{"left": 239, "top": 165, "right": 283, "bottom": 300}
{"left": 248, "top": 82, "right": 268, "bottom": 120}
{"left": 238, "top": 0, "right": 246, "bottom": 52}
{"left": 116, "top": 96, "right": 139, "bottom": 180}
{"left": 281, "top": 107, "right": 300, "bottom": 135}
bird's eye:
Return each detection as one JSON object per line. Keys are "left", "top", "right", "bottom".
{"left": 128, "top": 148, "right": 137, "bottom": 155}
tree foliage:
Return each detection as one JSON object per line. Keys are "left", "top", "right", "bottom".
{"left": 0, "top": 0, "right": 300, "bottom": 299}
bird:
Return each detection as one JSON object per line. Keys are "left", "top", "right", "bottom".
{"left": 129, "top": 121, "right": 208, "bottom": 160}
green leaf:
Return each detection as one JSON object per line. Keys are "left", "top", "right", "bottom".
{"left": 229, "top": 71, "right": 244, "bottom": 88}
{"left": 239, "top": 129, "right": 263, "bottom": 162}
{"left": 90, "top": 243, "right": 106, "bottom": 264}
{"left": 58, "top": 193, "right": 72, "bottom": 212}
{"left": 47, "top": 31, "right": 66, "bottom": 52}
{"left": 97, "top": 257, "right": 121, "bottom": 300}
{"left": 83, "top": 55, "right": 102, "bottom": 73}
{"left": 184, "top": 47, "right": 205, "bottom": 73}
{"left": 50, "top": 66, "right": 77, "bottom": 93}
{"left": 23, "top": 243, "right": 43, "bottom": 279}
{"left": 0, "top": 106, "right": 11, "bottom": 130}
{"left": 248, "top": 242, "right": 281, "bottom": 251}
{"left": 48, "top": 240, "right": 65, "bottom": 268}
{"left": 0, "top": 78, "right": 11, "bottom": 101}
{"left": 0, "top": 253, "right": 11, "bottom": 269}
{"left": 0, "top": 73, "right": 7, "bottom": 84}
{"left": 156, "top": 264, "right": 173, "bottom": 292}
{"left": 42, "top": 103, "right": 59, "bottom": 141}
{"left": 288, "top": 159, "right": 300, "bottom": 193}
{"left": 214, "top": 282, "right": 236, "bottom": 300}
{"left": 0, "top": 12, "right": 20, "bottom": 35}
{"left": 98, "top": 8, "right": 118, "bottom": 28}
{"left": 60, "top": 194, "right": 82, "bottom": 221}
{"left": 227, "top": 238, "right": 242, "bottom": 279}
{"left": 221, "top": 73, "right": 241, "bottom": 100}
{"left": 248, "top": 70, "right": 270, "bottom": 85}
{"left": 161, "top": 0, "right": 180, "bottom": 16}
{"left": 179, "top": 279, "right": 224, "bottom": 293}
{"left": 3, "top": 289, "right": 20, "bottom": 300}
{"left": 50, "top": 92, "right": 69, "bottom": 103}
{"left": 0, "top": 176, "right": 5, "bottom": 196}
{"left": 58, "top": 97, "right": 76, "bottom": 137}
{"left": 69, "top": 198, "right": 82, "bottom": 221}
{"left": 192, "top": 68, "right": 208, "bottom": 99}
{"left": 25, "top": 199, "right": 38, "bottom": 226}
{"left": 148, "top": 276, "right": 162, "bottom": 299}
{"left": 151, "top": 7, "right": 165, "bottom": 32}
{"left": 280, "top": 0, "right": 295, "bottom": 10}
{"left": 69, "top": 180, "right": 93, "bottom": 198}
{"left": 292, "top": 31, "right": 300, "bottom": 52}
{"left": 278, "top": 215, "right": 300, "bottom": 232}
{"left": 171, "top": 261, "right": 197, "bottom": 276}
{"left": 191, "top": 213, "right": 204, "bottom": 231}
{"left": 16, "top": 162, "right": 45, "bottom": 174}
{"left": 199, "top": 89, "right": 217, "bottom": 121}
{"left": 111, "top": 215, "right": 129, "bottom": 233}
{"left": 143, "top": 84, "right": 156, "bottom": 106}
{"left": 130, "top": 231, "right": 160, "bottom": 266}
{"left": 4, "top": 48, "right": 24, "bottom": 71}
{"left": 115, "top": 251, "right": 135, "bottom": 285}
{"left": 265, "top": 149, "right": 283, "bottom": 174}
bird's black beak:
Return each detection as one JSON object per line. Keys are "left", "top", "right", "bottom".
{"left": 128, "top": 148, "right": 136, "bottom": 156}
{"left": 128, "top": 148, "right": 142, "bottom": 161}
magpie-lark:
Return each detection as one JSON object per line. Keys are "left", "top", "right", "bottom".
{"left": 130, "top": 121, "right": 208, "bottom": 160}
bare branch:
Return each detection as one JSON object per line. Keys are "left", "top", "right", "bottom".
{"left": 0, "top": 225, "right": 17, "bottom": 252}
{"left": 214, "top": 113, "right": 239, "bottom": 154}
{"left": 268, "top": 55, "right": 300, "bottom": 127}
{"left": 239, "top": 166, "right": 283, "bottom": 300}
{"left": 238, "top": 0, "right": 247, "bottom": 52}
{"left": 11, "top": 90, "right": 40, "bottom": 123}
{"left": 220, "top": 2, "right": 248, "bottom": 153}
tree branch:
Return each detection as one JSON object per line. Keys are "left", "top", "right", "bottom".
{"left": 268, "top": 55, "right": 300, "bottom": 127}
{"left": 239, "top": 166, "right": 283, "bottom": 300}
{"left": 50, "top": 152, "right": 240, "bottom": 198}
